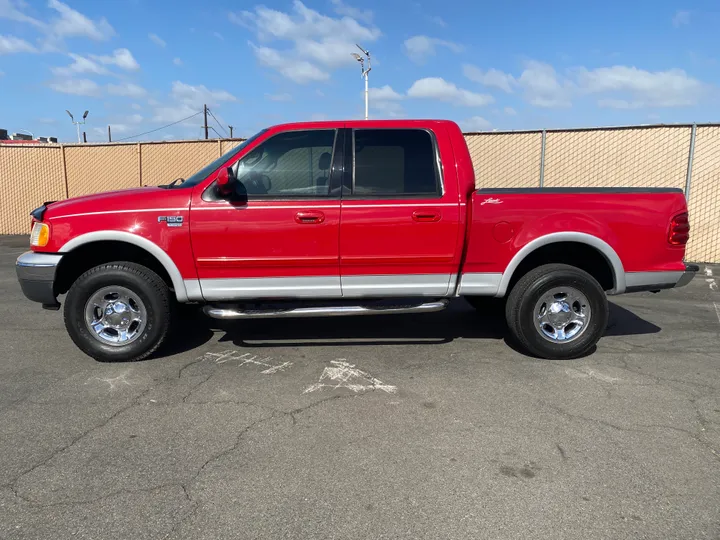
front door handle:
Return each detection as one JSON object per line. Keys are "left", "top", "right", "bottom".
{"left": 295, "top": 211, "right": 325, "bottom": 224}
{"left": 412, "top": 210, "right": 441, "bottom": 222}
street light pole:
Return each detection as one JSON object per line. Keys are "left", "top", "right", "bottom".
{"left": 66, "top": 110, "right": 89, "bottom": 143}
{"left": 351, "top": 44, "right": 371, "bottom": 120}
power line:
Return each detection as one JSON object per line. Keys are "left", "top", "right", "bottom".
{"left": 208, "top": 126, "right": 224, "bottom": 138}
{"left": 207, "top": 108, "right": 229, "bottom": 137}
{"left": 115, "top": 110, "right": 203, "bottom": 142}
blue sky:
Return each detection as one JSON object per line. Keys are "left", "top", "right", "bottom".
{"left": 1, "top": 0, "right": 719, "bottom": 142}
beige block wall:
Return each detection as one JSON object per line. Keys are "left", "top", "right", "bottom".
{"left": 64, "top": 144, "right": 140, "bottom": 197}
{"left": 543, "top": 127, "right": 690, "bottom": 189}
{"left": 685, "top": 126, "right": 720, "bottom": 263}
{"left": 140, "top": 141, "right": 220, "bottom": 186}
{"left": 0, "top": 145, "right": 67, "bottom": 234}
{"left": 465, "top": 132, "right": 542, "bottom": 189}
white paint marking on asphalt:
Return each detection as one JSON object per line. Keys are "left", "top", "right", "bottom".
{"left": 261, "top": 362, "right": 293, "bottom": 374}
{"left": 705, "top": 266, "right": 718, "bottom": 291}
{"left": 94, "top": 371, "right": 134, "bottom": 390}
{"left": 304, "top": 360, "right": 397, "bottom": 394}
{"left": 200, "top": 350, "right": 292, "bottom": 373}
{"left": 714, "top": 303, "right": 720, "bottom": 325}
{"left": 565, "top": 366, "right": 620, "bottom": 383}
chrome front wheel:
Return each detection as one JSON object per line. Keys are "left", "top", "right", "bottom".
{"left": 84, "top": 286, "right": 148, "bottom": 346}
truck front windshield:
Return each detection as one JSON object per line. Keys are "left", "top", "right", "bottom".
{"left": 167, "top": 129, "right": 267, "bottom": 189}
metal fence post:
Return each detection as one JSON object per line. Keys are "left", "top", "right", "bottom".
{"left": 539, "top": 130, "right": 546, "bottom": 187}
{"left": 60, "top": 145, "right": 69, "bottom": 199}
{"left": 138, "top": 143, "right": 143, "bottom": 187}
{"left": 684, "top": 123, "right": 697, "bottom": 201}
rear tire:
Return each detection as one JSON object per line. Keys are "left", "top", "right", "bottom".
{"left": 505, "top": 263, "right": 608, "bottom": 359}
{"left": 64, "top": 262, "right": 172, "bottom": 362}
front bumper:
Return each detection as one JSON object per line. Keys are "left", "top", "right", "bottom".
{"left": 16, "top": 251, "right": 63, "bottom": 308}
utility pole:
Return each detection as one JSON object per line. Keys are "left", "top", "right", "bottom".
{"left": 83, "top": 131, "right": 87, "bottom": 143}
{"left": 203, "top": 104, "right": 209, "bottom": 139}
{"left": 228, "top": 125, "right": 233, "bottom": 138}
{"left": 107, "top": 125, "right": 112, "bottom": 142}
{"left": 351, "top": 44, "right": 371, "bottom": 120}
{"left": 66, "top": 110, "right": 89, "bottom": 143}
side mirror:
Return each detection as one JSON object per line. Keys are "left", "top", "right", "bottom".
{"left": 216, "top": 166, "right": 236, "bottom": 196}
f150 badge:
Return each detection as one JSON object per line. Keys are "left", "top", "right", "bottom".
{"left": 158, "top": 216, "right": 184, "bottom": 227}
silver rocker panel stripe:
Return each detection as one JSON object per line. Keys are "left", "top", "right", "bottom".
{"left": 341, "top": 274, "right": 452, "bottom": 297}
{"left": 199, "top": 276, "right": 342, "bottom": 300}
{"left": 456, "top": 272, "right": 503, "bottom": 296}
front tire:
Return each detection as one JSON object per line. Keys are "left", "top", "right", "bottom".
{"left": 64, "top": 262, "right": 172, "bottom": 362}
{"left": 505, "top": 263, "right": 608, "bottom": 359}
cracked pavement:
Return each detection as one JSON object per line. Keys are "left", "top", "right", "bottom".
{"left": 1, "top": 236, "right": 719, "bottom": 539}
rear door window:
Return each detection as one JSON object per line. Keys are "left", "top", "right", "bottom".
{"left": 352, "top": 129, "right": 441, "bottom": 197}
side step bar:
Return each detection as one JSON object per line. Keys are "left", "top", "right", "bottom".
{"left": 203, "top": 299, "right": 449, "bottom": 320}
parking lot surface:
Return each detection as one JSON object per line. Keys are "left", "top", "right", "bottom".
{"left": 0, "top": 235, "right": 719, "bottom": 539}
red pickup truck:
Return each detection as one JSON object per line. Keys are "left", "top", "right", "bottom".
{"left": 16, "top": 120, "right": 696, "bottom": 362}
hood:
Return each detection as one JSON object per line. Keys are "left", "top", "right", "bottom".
{"left": 44, "top": 186, "right": 191, "bottom": 219}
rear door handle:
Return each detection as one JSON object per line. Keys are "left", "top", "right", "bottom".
{"left": 412, "top": 210, "right": 441, "bottom": 222}
{"left": 295, "top": 211, "right": 325, "bottom": 224}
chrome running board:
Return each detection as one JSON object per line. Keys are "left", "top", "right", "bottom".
{"left": 203, "top": 299, "right": 449, "bottom": 320}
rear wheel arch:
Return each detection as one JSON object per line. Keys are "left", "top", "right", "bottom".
{"left": 56, "top": 231, "right": 191, "bottom": 302}
{"left": 497, "top": 233, "right": 625, "bottom": 297}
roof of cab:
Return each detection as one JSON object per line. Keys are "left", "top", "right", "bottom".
{"left": 267, "top": 119, "right": 460, "bottom": 131}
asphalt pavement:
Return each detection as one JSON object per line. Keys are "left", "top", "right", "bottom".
{"left": 0, "top": 235, "right": 719, "bottom": 540}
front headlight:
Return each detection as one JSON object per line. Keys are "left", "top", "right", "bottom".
{"left": 30, "top": 222, "right": 50, "bottom": 247}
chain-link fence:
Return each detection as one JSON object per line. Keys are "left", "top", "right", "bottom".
{"left": 465, "top": 123, "right": 719, "bottom": 263}
{"left": 1, "top": 125, "right": 719, "bottom": 263}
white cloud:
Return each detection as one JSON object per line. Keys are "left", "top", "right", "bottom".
{"left": 517, "top": 61, "right": 572, "bottom": 108}
{"left": 107, "top": 82, "right": 147, "bottom": 97}
{"left": 403, "top": 35, "right": 463, "bottom": 63}
{"left": 91, "top": 48, "right": 139, "bottom": 71}
{"left": 49, "top": 78, "right": 100, "bottom": 96}
{"left": 370, "top": 85, "right": 404, "bottom": 101}
{"left": 250, "top": 42, "right": 329, "bottom": 83}
{"left": 471, "top": 60, "right": 709, "bottom": 109}
{"left": 52, "top": 53, "right": 106, "bottom": 76}
{"left": 213, "top": 31, "right": 224, "bottom": 41}
{"left": 331, "top": 0, "right": 373, "bottom": 23}
{"left": 463, "top": 64, "right": 516, "bottom": 93}
{"left": 47, "top": 0, "right": 114, "bottom": 41}
{"left": 0, "top": 0, "right": 44, "bottom": 27}
{"left": 265, "top": 92, "right": 293, "bottom": 102}
{"left": 171, "top": 80, "right": 236, "bottom": 107}
{"left": 574, "top": 65, "right": 705, "bottom": 107}
{"left": 460, "top": 116, "right": 492, "bottom": 131}
{"left": 428, "top": 15, "right": 446, "bottom": 27}
{"left": 149, "top": 33, "right": 166, "bottom": 48}
{"left": 0, "top": 34, "right": 36, "bottom": 54}
{"left": 368, "top": 85, "right": 405, "bottom": 117}
{"left": 131, "top": 103, "right": 142, "bottom": 110}
{"left": 504, "top": 106, "right": 517, "bottom": 115}
{"left": 672, "top": 10, "right": 690, "bottom": 27}
{"left": 173, "top": 57, "right": 183, "bottom": 66}
{"left": 38, "top": 117, "right": 57, "bottom": 124}
{"left": 152, "top": 104, "right": 199, "bottom": 124}
{"left": 407, "top": 77, "right": 494, "bottom": 107}
{"left": 233, "top": 1, "right": 380, "bottom": 82}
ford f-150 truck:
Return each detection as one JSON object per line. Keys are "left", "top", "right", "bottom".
{"left": 16, "top": 120, "right": 696, "bottom": 362}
